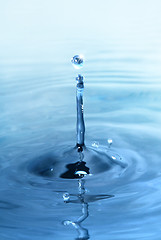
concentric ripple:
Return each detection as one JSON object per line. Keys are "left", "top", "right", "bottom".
{"left": 1, "top": 25, "right": 161, "bottom": 239}
{"left": 27, "top": 144, "right": 128, "bottom": 179}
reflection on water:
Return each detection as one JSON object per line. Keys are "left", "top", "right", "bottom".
{"left": 63, "top": 179, "right": 113, "bottom": 240}
{"left": 63, "top": 179, "right": 90, "bottom": 240}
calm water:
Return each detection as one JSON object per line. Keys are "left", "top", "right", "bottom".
{"left": 1, "top": 2, "right": 161, "bottom": 239}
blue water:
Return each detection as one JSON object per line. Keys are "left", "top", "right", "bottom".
{"left": 1, "top": 1, "right": 161, "bottom": 239}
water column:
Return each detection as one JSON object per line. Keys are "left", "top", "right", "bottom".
{"left": 76, "top": 74, "right": 85, "bottom": 149}
{"left": 71, "top": 55, "right": 85, "bottom": 151}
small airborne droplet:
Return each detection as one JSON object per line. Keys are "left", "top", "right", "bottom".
{"left": 107, "top": 138, "right": 113, "bottom": 148}
{"left": 71, "top": 55, "right": 84, "bottom": 69}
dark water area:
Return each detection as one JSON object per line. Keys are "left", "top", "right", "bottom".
{"left": 1, "top": 1, "right": 161, "bottom": 239}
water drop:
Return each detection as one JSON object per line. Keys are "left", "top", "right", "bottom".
{"left": 63, "top": 192, "right": 70, "bottom": 202}
{"left": 71, "top": 55, "right": 84, "bottom": 69}
{"left": 107, "top": 138, "right": 113, "bottom": 148}
{"left": 92, "top": 141, "right": 99, "bottom": 148}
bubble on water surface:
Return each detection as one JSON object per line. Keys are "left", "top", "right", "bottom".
{"left": 71, "top": 55, "right": 84, "bottom": 69}
{"left": 63, "top": 192, "right": 70, "bottom": 202}
{"left": 63, "top": 220, "right": 73, "bottom": 226}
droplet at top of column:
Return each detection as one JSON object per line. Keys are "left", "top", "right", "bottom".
{"left": 71, "top": 55, "right": 84, "bottom": 69}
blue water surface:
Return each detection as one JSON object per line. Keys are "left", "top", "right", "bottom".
{"left": 1, "top": 1, "right": 161, "bottom": 239}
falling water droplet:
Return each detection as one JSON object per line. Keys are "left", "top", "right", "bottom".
{"left": 92, "top": 141, "right": 99, "bottom": 148}
{"left": 107, "top": 138, "right": 113, "bottom": 148}
{"left": 63, "top": 192, "right": 70, "bottom": 202}
{"left": 71, "top": 55, "right": 84, "bottom": 69}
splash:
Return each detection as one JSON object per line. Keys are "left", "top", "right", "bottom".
{"left": 27, "top": 54, "right": 127, "bottom": 180}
